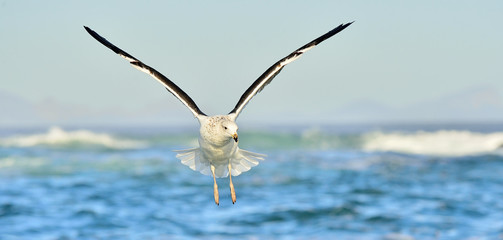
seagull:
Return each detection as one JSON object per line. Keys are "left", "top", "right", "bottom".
{"left": 84, "top": 22, "right": 352, "bottom": 205}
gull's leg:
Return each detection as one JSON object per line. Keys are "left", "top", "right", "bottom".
{"left": 210, "top": 165, "right": 219, "bottom": 205}
{"left": 228, "top": 163, "right": 236, "bottom": 204}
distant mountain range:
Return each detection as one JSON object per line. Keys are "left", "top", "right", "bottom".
{"left": 1, "top": 86, "right": 502, "bottom": 127}
{"left": 0, "top": 91, "right": 189, "bottom": 127}
{"left": 332, "top": 85, "right": 503, "bottom": 123}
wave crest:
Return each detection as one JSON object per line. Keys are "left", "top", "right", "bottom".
{"left": 363, "top": 130, "right": 503, "bottom": 156}
{"left": 0, "top": 127, "right": 146, "bottom": 149}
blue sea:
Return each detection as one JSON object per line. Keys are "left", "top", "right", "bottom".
{"left": 1, "top": 124, "right": 503, "bottom": 240}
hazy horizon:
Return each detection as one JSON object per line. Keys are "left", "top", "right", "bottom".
{"left": 1, "top": 84, "right": 503, "bottom": 129}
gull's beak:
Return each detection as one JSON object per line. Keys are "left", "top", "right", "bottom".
{"left": 232, "top": 133, "right": 238, "bottom": 142}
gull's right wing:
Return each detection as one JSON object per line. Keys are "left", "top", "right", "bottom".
{"left": 84, "top": 26, "right": 206, "bottom": 118}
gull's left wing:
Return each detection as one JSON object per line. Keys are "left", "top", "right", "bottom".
{"left": 84, "top": 26, "right": 207, "bottom": 118}
{"left": 228, "top": 22, "right": 353, "bottom": 120}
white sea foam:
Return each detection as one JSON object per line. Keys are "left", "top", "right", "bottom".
{"left": 363, "top": 130, "right": 503, "bottom": 156}
{"left": 0, "top": 126, "right": 146, "bottom": 149}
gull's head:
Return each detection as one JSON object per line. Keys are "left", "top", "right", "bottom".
{"left": 221, "top": 119, "right": 239, "bottom": 143}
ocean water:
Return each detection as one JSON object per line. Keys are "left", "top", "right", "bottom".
{"left": 1, "top": 124, "right": 503, "bottom": 240}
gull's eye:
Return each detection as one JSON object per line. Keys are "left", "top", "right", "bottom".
{"left": 224, "top": 126, "right": 228, "bottom": 130}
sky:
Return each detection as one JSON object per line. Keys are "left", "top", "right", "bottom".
{"left": 1, "top": 1, "right": 502, "bottom": 127}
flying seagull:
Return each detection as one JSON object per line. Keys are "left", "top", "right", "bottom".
{"left": 84, "top": 22, "right": 352, "bottom": 205}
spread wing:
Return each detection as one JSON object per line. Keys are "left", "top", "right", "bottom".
{"left": 228, "top": 22, "right": 353, "bottom": 120}
{"left": 84, "top": 26, "right": 206, "bottom": 117}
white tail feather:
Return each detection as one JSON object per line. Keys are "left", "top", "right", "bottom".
{"left": 230, "top": 149, "right": 266, "bottom": 177}
{"left": 174, "top": 148, "right": 211, "bottom": 176}
{"left": 175, "top": 148, "right": 265, "bottom": 178}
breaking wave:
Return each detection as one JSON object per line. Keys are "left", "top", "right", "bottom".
{"left": 0, "top": 127, "right": 146, "bottom": 149}
{"left": 2, "top": 126, "right": 503, "bottom": 156}
{"left": 363, "top": 130, "right": 503, "bottom": 156}
{"left": 227, "top": 128, "right": 503, "bottom": 156}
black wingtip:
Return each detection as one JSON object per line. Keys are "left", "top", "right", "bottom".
{"left": 83, "top": 26, "right": 95, "bottom": 36}
{"left": 335, "top": 21, "right": 354, "bottom": 32}
{"left": 83, "top": 25, "right": 128, "bottom": 57}
{"left": 345, "top": 21, "right": 355, "bottom": 28}
{"left": 304, "top": 21, "right": 353, "bottom": 48}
